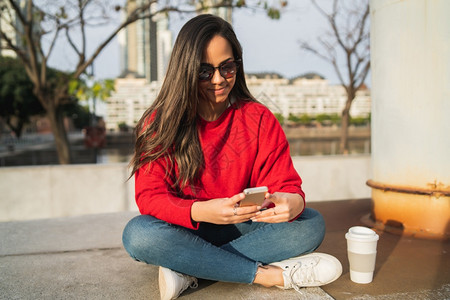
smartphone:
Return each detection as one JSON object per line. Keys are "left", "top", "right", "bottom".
{"left": 240, "top": 186, "right": 268, "bottom": 207}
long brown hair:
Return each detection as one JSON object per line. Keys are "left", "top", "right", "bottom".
{"left": 129, "top": 14, "right": 255, "bottom": 189}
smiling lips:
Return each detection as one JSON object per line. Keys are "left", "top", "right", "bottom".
{"left": 212, "top": 87, "right": 226, "bottom": 95}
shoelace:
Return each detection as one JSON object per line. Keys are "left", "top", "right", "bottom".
{"left": 174, "top": 273, "right": 198, "bottom": 298}
{"left": 189, "top": 278, "right": 199, "bottom": 289}
{"left": 288, "top": 259, "right": 318, "bottom": 292}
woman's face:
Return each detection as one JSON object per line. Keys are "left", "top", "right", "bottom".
{"left": 198, "top": 35, "right": 236, "bottom": 110}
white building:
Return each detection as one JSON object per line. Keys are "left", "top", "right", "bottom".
{"left": 247, "top": 73, "right": 371, "bottom": 119}
{"left": 105, "top": 76, "right": 161, "bottom": 131}
{"left": 106, "top": 72, "right": 371, "bottom": 131}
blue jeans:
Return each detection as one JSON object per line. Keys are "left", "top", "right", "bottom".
{"left": 122, "top": 208, "right": 325, "bottom": 284}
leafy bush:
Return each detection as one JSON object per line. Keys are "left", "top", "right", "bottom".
{"left": 273, "top": 113, "right": 285, "bottom": 124}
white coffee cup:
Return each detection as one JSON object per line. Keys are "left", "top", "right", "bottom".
{"left": 345, "top": 226, "right": 379, "bottom": 284}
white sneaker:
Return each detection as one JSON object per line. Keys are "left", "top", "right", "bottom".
{"left": 270, "top": 253, "right": 342, "bottom": 291}
{"left": 159, "top": 267, "right": 198, "bottom": 300}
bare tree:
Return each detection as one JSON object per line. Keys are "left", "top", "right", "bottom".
{"left": 0, "top": 0, "right": 285, "bottom": 164}
{"left": 301, "top": 0, "right": 370, "bottom": 154}
{"left": 0, "top": 0, "right": 171, "bottom": 164}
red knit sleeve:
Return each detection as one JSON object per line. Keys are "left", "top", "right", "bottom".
{"left": 134, "top": 160, "right": 199, "bottom": 229}
{"left": 134, "top": 110, "right": 199, "bottom": 229}
{"left": 249, "top": 107, "right": 306, "bottom": 220}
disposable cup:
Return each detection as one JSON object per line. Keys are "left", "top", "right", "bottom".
{"left": 345, "top": 226, "right": 379, "bottom": 284}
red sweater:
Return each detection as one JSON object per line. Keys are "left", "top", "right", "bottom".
{"left": 135, "top": 101, "right": 305, "bottom": 229}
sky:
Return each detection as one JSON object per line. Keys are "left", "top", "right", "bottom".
{"left": 170, "top": 2, "right": 339, "bottom": 81}
{"left": 50, "top": 1, "right": 346, "bottom": 85}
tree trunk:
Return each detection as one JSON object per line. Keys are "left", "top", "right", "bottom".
{"left": 47, "top": 103, "right": 72, "bottom": 164}
{"left": 340, "top": 106, "right": 350, "bottom": 154}
{"left": 340, "top": 90, "right": 356, "bottom": 154}
{"left": 6, "top": 117, "right": 24, "bottom": 138}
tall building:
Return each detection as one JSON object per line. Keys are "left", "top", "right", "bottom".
{"left": 0, "top": 0, "right": 27, "bottom": 58}
{"left": 118, "top": 0, "right": 172, "bottom": 82}
{"left": 197, "top": 0, "right": 233, "bottom": 23}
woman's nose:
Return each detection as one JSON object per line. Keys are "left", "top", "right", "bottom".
{"left": 210, "top": 68, "right": 226, "bottom": 84}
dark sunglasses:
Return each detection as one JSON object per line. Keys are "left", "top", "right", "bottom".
{"left": 198, "top": 59, "right": 241, "bottom": 81}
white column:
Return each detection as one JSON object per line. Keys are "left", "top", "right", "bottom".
{"left": 369, "top": 0, "right": 450, "bottom": 239}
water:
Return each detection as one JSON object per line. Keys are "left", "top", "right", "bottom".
{"left": 289, "top": 137, "right": 371, "bottom": 156}
{"left": 0, "top": 137, "right": 370, "bottom": 167}
{"left": 97, "top": 148, "right": 134, "bottom": 164}
{"left": 0, "top": 127, "right": 371, "bottom": 166}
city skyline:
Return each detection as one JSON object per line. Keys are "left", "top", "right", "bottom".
{"left": 48, "top": 2, "right": 355, "bottom": 86}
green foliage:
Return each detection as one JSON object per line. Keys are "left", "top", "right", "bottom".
{"left": 284, "top": 112, "right": 370, "bottom": 127}
{"left": 287, "top": 113, "right": 313, "bottom": 126}
{"left": 118, "top": 122, "right": 129, "bottom": 132}
{"left": 56, "top": 6, "right": 68, "bottom": 19}
{"left": 299, "top": 114, "right": 312, "bottom": 125}
{"left": 273, "top": 112, "right": 284, "bottom": 124}
{"left": 350, "top": 116, "right": 369, "bottom": 126}
{"left": 236, "top": 0, "right": 246, "bottom": 7}
{"left": 288, "top": 113, "right": 301, "bottom": 123}
{"left": 69, "top": 78, "right": 115, "bottom": 102}
{"left": 0, "top": 57, "right": 92, "bottom": 136}
{"left": 330, "top": 113, "right": 341, "bottom": 125}
{"left": 315, "top": 113, "right": 341, "bottom": 125}
{"left": 69, "top": 77, "right": 115, "bottom": 126}
{"left": 0, "top": 56, "right": 44, "bottom": 137}
{"left": 315, "top": 113, "right": 330, "bottom": 123}
{"left": 267, "top": 8, "right": 281, "bottom": 19}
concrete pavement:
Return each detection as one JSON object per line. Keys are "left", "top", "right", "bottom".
{"left": 1, "top": 199, "right": 449, "bottom": 300}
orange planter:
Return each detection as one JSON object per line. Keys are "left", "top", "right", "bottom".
{"left": 366, "top": 180, "right": 450, "bottom": 240}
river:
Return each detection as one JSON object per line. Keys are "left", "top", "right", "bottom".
{"left": 0, "top": 127, "right": 371, "bottom": 167}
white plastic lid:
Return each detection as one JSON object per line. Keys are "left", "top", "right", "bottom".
{"left": 346, "top": 226, "right": 379, "bottom": 241}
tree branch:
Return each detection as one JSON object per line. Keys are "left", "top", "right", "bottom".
{"left": 43, "top": 22, "right": 62, "bottom": 62}
{"left": 331, "top": 56, "right": 346, "bottom": 90}
{"left": 303, "top": 0, "right": 370, "bottom": 98}
{"left": 73, "top": 1, "right": 238, "bottom": 78}
{"left": 349, "top": 4, "right": 370, "bottom": 54}
{"left": 355, "top": 60, "right": 370, "bottom": 90}
{"left": 78, "top": 0, "right": 87, "bottom": 68}
{"left": 300, "top": 41, "right": 332, "bottom": 63}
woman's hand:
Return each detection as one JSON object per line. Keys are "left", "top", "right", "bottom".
{"left": 191, "top": 193, "right": 261, "bottom": 224}
{"left": 250, "top": 192, "right": 304, "bottom": 223}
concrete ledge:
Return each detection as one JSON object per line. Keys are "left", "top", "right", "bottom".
{"left": 0, "top": 155, "right": 371, "bottom": 222}
{"left": 0, "top": 163, "right": 136, "bottom": 222}
{"left": 293, "top": 155, "right": 371, "bottom": 202}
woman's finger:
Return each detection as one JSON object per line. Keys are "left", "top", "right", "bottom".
{"left": 231, "top": 204, "right": 261, "bottom": 219}
{"left": 261, "top": 193, "right": 273, "bottom": 208}
{"left": 251, "top": 207, "right": 287, "bottom": 223}
{"left": 228, "top": 193, "right": 245, "bottom": 206}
